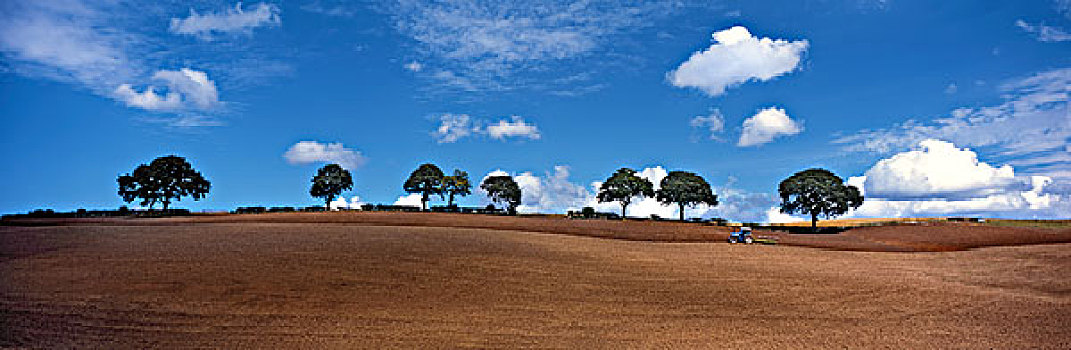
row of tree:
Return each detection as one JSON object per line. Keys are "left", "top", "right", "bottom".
{"left": 117, "top": 156, "right": 864, "bottom": 227}
{"left": 309, "top": 162, "right": 522, "bottom": 213}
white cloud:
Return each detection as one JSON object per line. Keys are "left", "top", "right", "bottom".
{"left": 479, "top": 166, "right": 783, "bottom": 222}
{"left": 738, "top": 107, "right": 802, "bottom": 147}
{"left": 114, "top": 68, "right": 220, "bottom": 111}
{"left": 170, "top": 2, "right": 281, "bottom": 40}
{"left": 404, "top": 61, "right": 424, "bottom": 72}
{"left": 668, "top": 26, "right": 809, "bottom": 96}
{"left": 0, "top": 1, "right": 138, "bottom": 95}
{"left": 283, "top": 141, "right": 367, "bottom": 170}
{"left": 433, "top": 113, "right": 542, "bottom": 143}
{"left": 330, "top": 196, "right": 366, "bottom": 210}
{"left": 863, "top": 140, "right": 1028, "bottom": 199}
{"left": 486, "top": 116, "right": 541, "bottom": 141}
{"left": 393, "top": 193, "right": 423, "bottom": 207}
{"left": 514, "top": 166, "right": 591, "bottom": 214}
{"left": 1015, "top": 19, "right": 1071, "bottom": 42}
{"left": 433, "top": 114, "right": 476, "bottom": 143}
{"left": 834, "top": 67, "right": 1071, "bottom": 177}
{"left": 765, "top": 207, "right": 804, "bottom": 224}
{"left": 114, "top": 84, "right": 182, "bottom": 110}
{"left": 301, "top": 1, "right": 357, "bottom": 17}
{"left": 846, "top": 139, "right": 1065, "bottom": 218}
{"left": 691, "top": 111, "right": 725, "bottom": 140}
{"left": 387, "top": 1, "right": 679, "bottom": 91}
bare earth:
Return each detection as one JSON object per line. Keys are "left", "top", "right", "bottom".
{"left": 2, "top": 213, "right": 1069, "bottom": 348}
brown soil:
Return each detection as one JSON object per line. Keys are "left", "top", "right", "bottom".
{"left": 2, "top": 213, "right": 1070, "bottom": 348}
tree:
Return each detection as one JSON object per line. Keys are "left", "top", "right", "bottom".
{"left": 310, "top": 164, "right": 353, "bottom": 210}
{"left": 656, "top": 171, "right": 719, "bottom": 221}
{"left": 442, "top": 169, "right": 472, "bottom": 207}
{"left": 778, "top": 168, "right": 864, "bottom": 228}
{"left": 480, "top": 175, "right": 521, "bottom": 214}
{"left": 404, "top": 163, "right": 444, "bottom": 211}
{"left": 117, "top": 155, "right": 210, "bottom": 211}
{"left": 597, "top": 168, "right": 654, "bottom": 219}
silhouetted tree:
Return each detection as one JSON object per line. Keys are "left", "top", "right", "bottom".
{"left": 404, "top": 163, "right": 444, "bottom": 211}
{"left": 656, "top": 171, "right": 719, "bottom": 221}
{"left": 778, "top": 168, "right": 864, "bottom": 228}
{"left": 597, "top": 168, "right": 654, "bottom": 219}
{"left": 442, "top": 169, "right": 472, "bottom": 207}
{"left": 310, "top": 164, "right": 353, "bottom": 210}
{"left": 481, "top": 175, "right": 521, "bottom": 214}
{"left": 117, "top": 155, "right": 210, "bottom": 211}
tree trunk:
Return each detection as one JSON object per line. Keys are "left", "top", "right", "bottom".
{"left": 422, "top": 192, "right": 429, "bottom": 211}
{"left": 811, "top": 213, "right": 818, "bottom": 229}
{"left": 326, "top": 196, "right": 333, "bottom": 211}
{"left": 162, "top": 200, "right": 169, "bottom": 212}
{"left": 679, "top": 203, "right": 685, "bottom": 221}
{"left": 448, "top": 193, "right": 455, "bottom": 207}
{"left": 621, "top": 203, "right": 627, "bottom": 220}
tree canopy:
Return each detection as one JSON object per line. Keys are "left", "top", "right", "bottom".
{"left": 480, "top": 175, "right": 521, "bottom": 214}
{"left": 310, "top": 164, "right": 353, "bottom": 210}
{"left": 117, "top": 155, "right": 210, "bottom": 211}
{"left": 656, "top": 171, "right": 718, "bottom": 221}
{"left": 597, "top": 168, "right": 654, "bottom": 218}
{"left": 442, "top": 169, "right": 472, "bottom": 207}
{"left": 778, "top": 168, "right": 864, "bottom": 228}
{"left": 404, "top": 163, "right": 445, "bottom": 210}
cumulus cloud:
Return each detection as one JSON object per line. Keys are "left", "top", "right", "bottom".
{"left": 114, "top": 85, "right": 182, "bottom": 110}
{"left": 691, "top": 111, "right": 725, "bottom": 140}
{"left": 765, "top": 207, "right": 804, "bottom": 224}
{"left": 433, "top": 114, "right": 542, "bottom": 143}
{"left": 1015, "top": 19, "right": 1071, "bottom": 42}
{"left": 479, "top": 166, "right": 788, "bottom": 222}
{"left": 393, "top": 193, "right": 423, "bottom": 207}
{"left": 511, "top": 166, "right": 592, "bottom": 214}
{"left": 170, "top": 2, "right": 281, "bottom": 40}
{"left": 834, "top": 67, "right": 1071, "bottom": 177}
{"left": 846, "top": 139, "right": 1065, "bottom": 218}
{"left": 330, "top": 196, "right": 366, "bottom": 210}
{"left": 283, "top": 141, "right": 367, "bottom": 170}
{"left": 738, "top": 107, "right": 803, "bottom": 147}
{"left": 863, "top": 140, "right": 1027, "bottom": 199}
{"left": 668, "top": 26, "right": 809, "bottom": 96}
{"left": 486, "top": 116, "right": 541, "bottom": 141}
{"left": 114, "top": 68, "right": 220, "bottom": 111}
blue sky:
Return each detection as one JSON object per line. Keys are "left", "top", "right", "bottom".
{"left": 1, "top": 0, "right": 1069, "bottom": 221}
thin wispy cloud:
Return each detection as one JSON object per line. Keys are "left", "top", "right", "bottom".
{"left": 386, "top": 0, "right": 681, "bottom": 93}
{"left": 0, "top": 1, "right": 141, "bottom": 95}
{"left": 170, "top": 2, "right": 281, "bottom": 41}
{"left": 1015, "top": 19, "right": 1071, "bottom": 42}
{"left": 834, "top": 67, "right": 1071, "bottom": 177}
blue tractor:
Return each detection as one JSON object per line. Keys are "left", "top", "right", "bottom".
{"left": 728, "top": 226, "right": 754, "bottom": 244}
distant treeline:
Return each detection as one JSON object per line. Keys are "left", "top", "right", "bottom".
{"left": 2, "top": 207, "right": 192, "bottom": 219}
